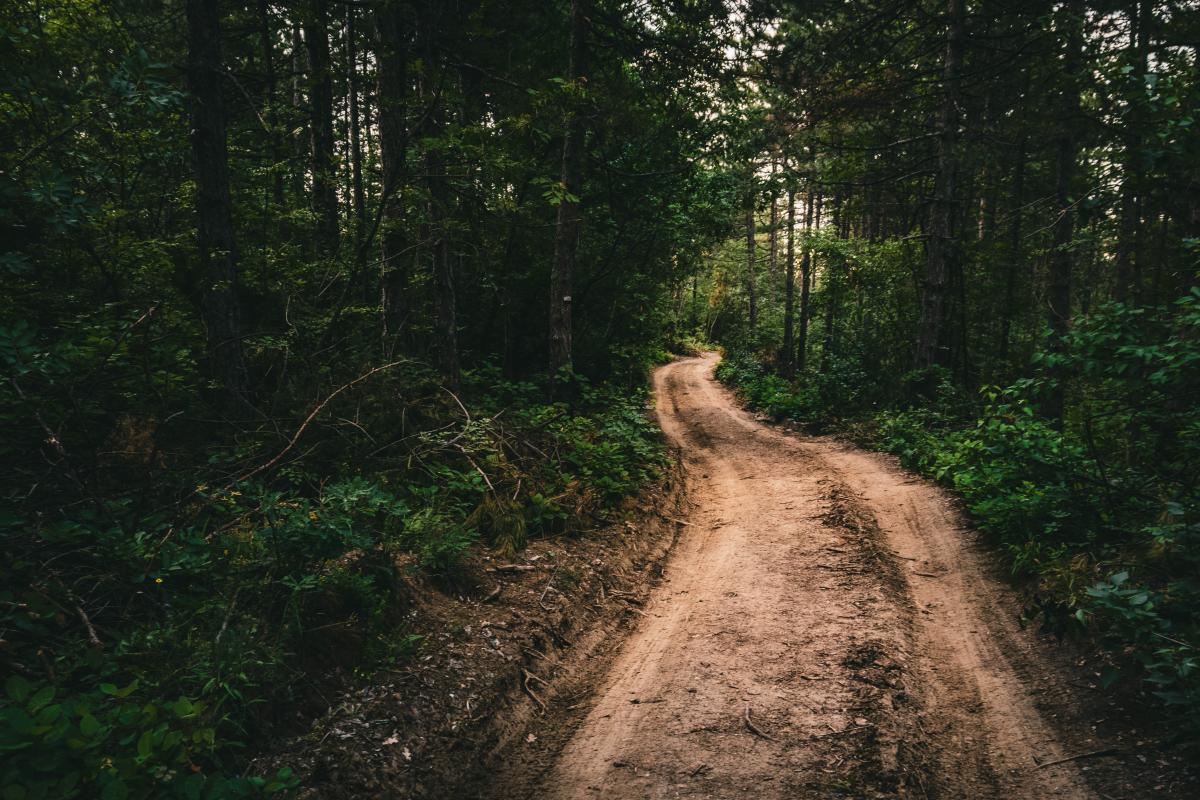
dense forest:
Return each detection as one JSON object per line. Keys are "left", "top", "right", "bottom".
{"left": 1, "top": 0, "right": 1197, "bottom": 797}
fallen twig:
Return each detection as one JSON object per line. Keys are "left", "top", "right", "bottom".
{"left": 743, "top": 705, "right": 775, "bottom": 741}
{"left": 813, "top": 723, "right": 873, "bottom": 740}
{"left": 481, "top": 585, "right": 502, "bottom": 603}
{"left": 76, "top": 604, "right": 102, "bottom": 648}
{"left": 539, "top": 560, "right": 559, "bottom": 611}
{"left": 522, "top": 668, "right": 550, "bottom": 714}
{"left": 231, "top": 360, "right": 405, "bottom": 486}
{"left": 912, "top": 570, "right": 940, "bottom": 578}
{"left": 214, "top": 587, "right": 241, "bottom": 646}
{"left": 1035, "top": 747, "right": 1119, "bottom": 769}
{"left": 489, "top": 564, "right": 537, "bottom": 573}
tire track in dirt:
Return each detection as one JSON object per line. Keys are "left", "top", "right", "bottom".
{"left": 502, "top": 353, "right": 1096, "bottom": 799}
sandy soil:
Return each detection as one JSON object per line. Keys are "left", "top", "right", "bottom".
{"left": 494, "top": 353, "right": 1153, "bottom": 799}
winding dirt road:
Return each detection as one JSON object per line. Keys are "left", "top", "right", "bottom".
{"left": 509, "top": 352, "right": 1106, "bottom": 799}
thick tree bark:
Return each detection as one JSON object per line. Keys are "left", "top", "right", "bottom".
{"left": 304, "top": 0, "right": 340, "bottom": 255}
{"left": 798, "top": 190, "right": 815, "bottom": 372}
{"left": 782, "top": 185, "right": 797, "bottom": 375}
{"left": 548, "top": 0, "right": 589, "bottom": 381}
{"left": 914, "top": 0, "right": 965, "bottom": 370}
{"left": 186, "top": 0, "right": 248, "bottom": 407}
{"left": 376, "top": 0, "right": 409, "bottom": 348}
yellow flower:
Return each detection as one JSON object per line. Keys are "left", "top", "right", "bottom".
{"left": 154, "top": 577, "right": 163, "bottom": 584}
{"left": 308, "top": 511, "right": 319, "bottom": 522}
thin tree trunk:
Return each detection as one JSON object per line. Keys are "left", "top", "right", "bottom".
{"left": 1115, "top": 0, "right": 1150, "bottom": 303}
{"left": 376, "top": 0, "right": 409, "bottom": 348}
{"left": 290, "top": 22, "right": 305, "bottom": 202}
{"left": 914, "top": 0, "right": 965, "bottom": 370}
{"left": 798, "top": 190, "right": 815, "bottom": 372}
{"left": 427, "top": 147, "right": 459, "bottom": 388}
{"left": 186, "top": 0, "right": 248, "bottom": 407}
{"left": 998, "top": 136, "right": 1026, "bottom": 364}
{"left": 1045, "top": 1, "right": 1083, "bottom": 422}
{"left": 745, "top": 173, "right": 758, "bottom": 332}
{"left": 305, "top": 0, "right": 339, "bottom": 255}
{"left": 821, "top": 251, "right": 838, "bottom": 372}
{"left": 782, "top": 185, "right": 796, "bottom": 375}
{"left": 257, "top": 0, "right": 283, "bottom": 207}
{"left": 347, "top": 4, "right": 366, "bottom": 236}
{"left": 768, "top": 160, "right": 779, "bottom": 276}
{"left": 548, "top": 0, "right": 589, "bottom": 383}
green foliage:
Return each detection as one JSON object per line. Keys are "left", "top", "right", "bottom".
{"left": 716, "top": 349, "right": 869, "bottom": 423}
{"left": 1, "top": 675, "right": 297, "bottom": 800}
{"left": 867, "top": 295, "right": 1200, "bottom": 717}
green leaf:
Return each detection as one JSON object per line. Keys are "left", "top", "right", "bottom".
{"left": 100, "top": 680, "right": 138, "bottom": 699}
{"left": 172, "top": 697, "right": 195, "bottom": 718}
{"left": 27, "top": 686, "right": 55, "bottom": 714}
{"left": 5, "top": 676, "right": 33, "bottom": 704}
{"left": 79, "top": 713, "right": 101, "bottom": 738}
{"left": 136, "top": 729, "right": 153, "bottom": 759}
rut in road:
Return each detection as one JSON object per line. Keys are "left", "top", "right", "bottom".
{"left": 517, "top": 353, "right": 1095, "bottom": 799}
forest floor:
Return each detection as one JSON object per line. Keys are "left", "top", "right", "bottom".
{"left": 479, "top": 353, "right": 1197, "bottom": 800}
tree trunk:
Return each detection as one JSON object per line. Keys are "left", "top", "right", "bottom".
{"left": 768, "top": 160, "right": 779, "bottom": 276}
{"left": 347, "top": 4, "right": 366, "bottom": 237}
{"left": 548, "top": 0, "right": 589, "bottom": 382}
{"left": 798, "top": 190, "right": 815, "bottom": 372}
{"left": 305, "top": 0, "right": 340, "bottom": 255}
{"left": 186, "top": 0, "right": 248, "bottom": 407}
{"left": 782, "top": 185, "right": 796, "bottom": 375}
{"left": 1045, "top": 1, "right": 1083, "bottom": 422}
{"left": 998, "top": 136, "right": 1026, "bottom": 365}
{"left": 257, "top": 0, "right": 284, "bottom": 207}
{"left": 820, "top": 251, "right": 838, "bottom": 372}
{"left": 1115, "top": 0, "right": 1150, "bottom": 303}
{"left": 290, "top": 22, "right": 305, "bottom": 202}
{"left": 427, "top": 147, "right": 460, "bottom": 388}
{"left": 376, "top": 0, "right": 409, "bottom": 348}
{"left": 745, "top": 175, "right": 758, "bottom": 332}
{"left": 914, "top": 0, "right": 965, "bottom": 370}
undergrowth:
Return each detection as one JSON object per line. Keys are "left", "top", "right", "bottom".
{"left": 0, "top": 351, "right": 668, "bottom": 799}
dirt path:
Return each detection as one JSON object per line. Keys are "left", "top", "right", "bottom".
{"left": 517, "top": 353, "right": 1100, "bottom": 799}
